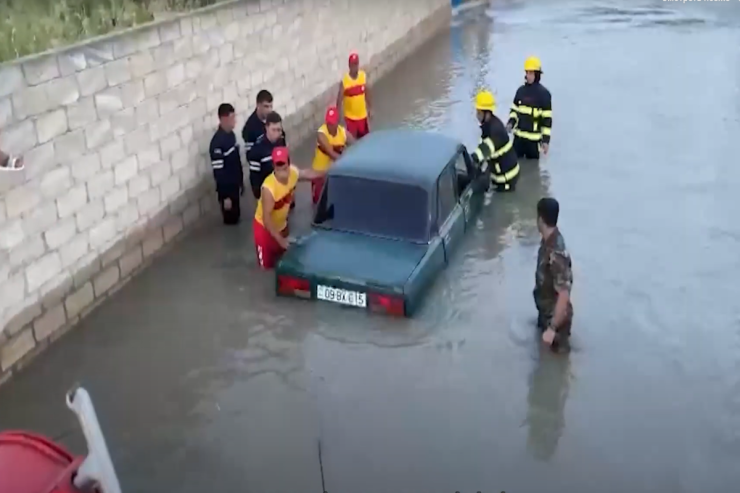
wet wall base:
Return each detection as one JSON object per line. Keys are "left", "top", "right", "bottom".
{"left": 0, "top": 0, "right": 451, "bottom": 387}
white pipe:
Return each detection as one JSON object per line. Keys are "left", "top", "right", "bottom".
{"left": 66, "top": 386, "right": 122, "bottom": 493}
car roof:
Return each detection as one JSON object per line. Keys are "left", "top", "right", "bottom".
{"left": 328, "top": 129, "right": 462, "bottom": 189}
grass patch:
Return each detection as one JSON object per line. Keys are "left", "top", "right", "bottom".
{"left": 0, "top": 0, "right": 220, "bottom": 63}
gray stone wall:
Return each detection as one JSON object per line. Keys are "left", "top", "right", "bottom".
{"left": 0, "top": 0, "right": 450, "bottom": 384}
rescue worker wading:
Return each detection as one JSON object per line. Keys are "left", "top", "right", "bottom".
{"left": 311, "top": 106, "right": 354, "bottom": 204}
{"left": 471, "top": 91, "right": 520, "bottom": 191}
{"left": 247, "top": 111, "right": 286, "bottom": 199}
{"left": 336, "top": 51, "right": 372, "bottom": 139}
{"left": 507, "top": 56, "right": 552, "bottom": 160}
{"left": 534, "top": 197, "right": 574, "bottom": 353}
{"left": 253, "top": 147, "right": 325, "bottom": 269}
{"left": 209, "top": 103, "right": 244, "bottom": 225}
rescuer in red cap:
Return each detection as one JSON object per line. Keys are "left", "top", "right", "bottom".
{"left": 310, "top": 105, "right": 355, "bottom": 204}
{"left": 253, "top": 146, "right": 326, "bottom": 269}
{"left": 336, "top": 51, "right": 372, "bottom": 139}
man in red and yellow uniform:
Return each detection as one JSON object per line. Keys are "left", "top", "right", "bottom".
{"left": 311, "top": 106, "right": 354, "bottom": 204}
{"left": 336, "top": 51, "right": 372, "bottom": 139}
{"left": 253, "top": 147, "right": 325, "bottom": 269}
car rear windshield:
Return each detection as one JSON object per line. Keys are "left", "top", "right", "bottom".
{"left": 314, "top": 176, "right": 429, "bottom": 242}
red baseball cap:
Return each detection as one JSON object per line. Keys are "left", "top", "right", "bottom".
{"left": 325, "top": 106, "right": 339, "bottom": 125}
{"left": 348, "top": 52, "right": 359, "bottom": 64}
{"left": 272, "top": 146, "right": 289, "bottom": 165}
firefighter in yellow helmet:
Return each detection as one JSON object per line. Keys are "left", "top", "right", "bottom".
{"left": 507, "top": 56, "right": 552, "bottom": 160}
{"left": 471, "top": 90, "right": 520, "bottom": 192}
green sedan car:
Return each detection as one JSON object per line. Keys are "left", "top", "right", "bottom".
{"left": 275, "top": 129, "right": 489, "bottom": 317}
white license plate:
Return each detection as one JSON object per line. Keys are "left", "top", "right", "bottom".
{"left": 316, "top": 285, "right": 367, "bottom": 308}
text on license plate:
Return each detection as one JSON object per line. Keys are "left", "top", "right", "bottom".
{"left": 316, "top": 285, "right": 367, "bottom": 307}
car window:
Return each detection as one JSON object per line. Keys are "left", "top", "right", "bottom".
{"left": 437, "top": 165, "right": 457, "bottom": 227}
{"left": 314, "top": 176, "right": 430, "bottom": 242}
{"left": 455, "top": 152, "right": 468, "bottom": 177}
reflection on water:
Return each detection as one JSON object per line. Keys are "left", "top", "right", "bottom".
{"left": 2, "top": 0, "right": 740, "bottom": 491}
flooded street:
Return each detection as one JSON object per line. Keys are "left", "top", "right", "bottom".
{"left": 2, "top": 0, "right": 740, "bottom": 491}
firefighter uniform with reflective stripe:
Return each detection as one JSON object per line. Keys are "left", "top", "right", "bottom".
{"left": 472, "top": 116, "right": 520, "bottom": 192}
{"left": 508, "top": 57, "right": 552, "bottom": 160}
{"left": 209, "top": 127, "right": 243, "bottom": 224}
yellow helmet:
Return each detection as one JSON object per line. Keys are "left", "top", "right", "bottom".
{"left": 524, "top": 56, "right": 542, "bottom": 72}
{"left": 475, "top": 90, "right": 496, "bottom": 112}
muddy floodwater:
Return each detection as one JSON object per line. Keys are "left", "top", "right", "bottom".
{"left": 2, "top": 1, "right": 740, "bottom": 492}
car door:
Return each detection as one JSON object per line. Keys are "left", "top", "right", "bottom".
{"left": 437, "top": 163, "right": 465, "bottom": 263}
{"left": 455, "top": 150, "right": 485, "bottom": 228}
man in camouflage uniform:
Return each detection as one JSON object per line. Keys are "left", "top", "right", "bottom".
{"left": 533, "top": 197, "right": 574, "bottom": 353}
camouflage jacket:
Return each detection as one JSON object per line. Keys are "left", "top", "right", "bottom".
{"left": 533, "top": 228, "right": 573, "bottom": 323}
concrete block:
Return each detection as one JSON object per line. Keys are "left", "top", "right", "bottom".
{"left": 166, "top": 63, "right": 186, "bottom": 89}
{"left": 111, "top": 108, "right": 137, "bottom": 137}
{"left": 46, "top": 76, "right": 81, "bottom": 107}
{"left": 22, "top": 56, "right": 60, "bottom": 86}
{"left": 183, "top": 202, "right": 201, "bottom": 226}
{"left": 120, "top": 80, "right": 146, "bottom": 108}
{"left": 94, "top": 87, "right": 124, "bottom": 117}
{"left": 137, "top": 188, "right": 161, "bottom": 215}
{"left": 150, "top": 161, "right": 172, "bottom": 187}
{"left": 44, "top": 218, "right": 77, "bottom": 250}
{"left": 77, "top": 66, "right": 108, "bottom": 97}
{"left": 81, "top": 42, "right": 115, "bottom": 68}
{"left": 76, "top": 199, "right": 105, "bottom": 231}
{"left": 157, "top": 90, "right": 180, "bottom": 116}
{"left": 135, "top": 98, "right": 160, "bottom": 126}
{"left": 114, "top": 156, "right": 139, "bottom": 185}
{"left": 163, "top": 215, "right": 184, "bottom": 242}
{"left": 159, "top": 133, "right": 181, "bottom": 158}
{"left": 8, "top": 234, "right": 45, "bottom": 269}
{"left": 5, "top": 184, "right": 41, "bottom": 219}
{"left": 89, "top": 218, "right": 116, "bottom": 250}
{"left": 71, "top": 153, "right": 102, "bottom": 182}
{"left": 128, "top": 174, "right": 151, "bottom": 199}
{"left": 0, "top": 65, "right": 25, "bottom": 98}
{"left": 220, "top": 43, "right": 235, "bottom": 66}
{"left": 55, "top": 129, "right": 86, "bottom": 163}
{"left": 93, "top": 265, "right": 120, "bottom": 297}
{"left": 104, "top": 187, "right": 129, "bottom": 214}
{"left": 160, "top": 175, "right": 181, "bottom": 202}
{"left": 191, "top": 33, "right": 211, "bottom": 55}
{"left": 65, "top": 282, "right": 94, "bottom": 319}
{"left": 1, "top": 328, "right": 35, "bottom": 371}
{"left": 144, "top": 72, "right": 167, "bottom": 98}
{"left": 26, "top": 252, "right": 62, "bottom": 292}
{"left": 35, "top": 109, "right": 69, "bottom": 144}
{"left": 39, "top": 166, "right": 72, "bottom": 200}
{"left": 58, "top": 51, "right": 88, "bottom": 76}
{"left": 119, "top": 246, "right": 143, "bottom": 277}
{"left": 180, "top": 17, "right": 194, "bottom": 36}
{"left": 33, "top": 304, "right": 67, "bottom": 342}
{"left": 152, "top": 42, "right": 176, "bottom": 69}
{"left": 86, "top": 167, "right": 115, "bottom": 200}
{"left": 12, "top": 85, "right": 50, "bottom": 120}
{"left": 173, "top": 37, "right": 194, "bottom": 62}
{"left": 0, "top": 220, "right": 25, "bottom": 250}
{"left": 98, "top": 139, "right": 126, "bottom": 169}
{"left": 3, "top": 295, "right": 42, "bottom": 338}
{"left": 60, "top": 234, "right": 90, "bottom": 268}
{"left": 123, "top": 126, "right": 151, "bottom": 155}
{"left": 159, "top": 21, "right": 182, "bottom": 43}
{"left": 67, "top": 97, "right": 98, "bottom": 130}
{"left": 128, "top": 51, "right": 155, "bottom": 79}
{"left": 104, "top": 58, "right": 131, "bottom": 87}
{"left": 142, "top": 228, "right": 164, "bottom": 257}
{"left": 23, "top": 202, "right": 58, "bottom": 236}
{"left": 0, "top": 97, "right": 12, "bottom": 128}
{"left": 136, "top": 145, "right": 161, "bottom": 170}
{"left": 185, "top": 57, "right": 204, "bottom": 81}
{"left": 115, "top": 201, "right": 140, "bottom": 233}
{"left": 71, "top": 253, "right": 100, "bottom": 289}
{"left": 84, "top": 118, "right": 113, "bottom": 150}
{"left": 57, "top": 184, "right": 88, "bottom": 218}
{"left": 178, "top": 164, "right": 198, "bottom": 188}
{"left": 176, "top": 81, "right": 197, "bottom": 107}
{"left": 170, "top": 148, "right": 190, "bottom": 172}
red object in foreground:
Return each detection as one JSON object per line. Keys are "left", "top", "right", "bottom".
{"left": 277, "top": 275, "right": 311, "bottom": 297}
{"left": 369, "top": 293, "right": 405, "bottom": 316}
{"left": 0, "top": 432, "right": 85, "bottom": 493}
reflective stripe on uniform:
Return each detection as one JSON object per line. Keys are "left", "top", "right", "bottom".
{"left": 492, "top": 139, "right": 512, "bottom": 159}
{"left": 212, "top": 159, "right": 224, "bottom": 169}
{"left": 248, "top": 160, "right": 261, "bottom": 171}
{"left": 491, "top": 162, "right": 520, "bottom": 184}
{"left": 541, "top": 110, "right": 552, "bottom": 118}
{"left": 514, "top": 129, "right": 542, "bottom": 141}
{"left": 542, "top": 127, "right": 551, "bottom": 136}
{"left": 224, "top": 145, "right": 236, "bottom": 156}
{"left": 512, "top": 104, "right": 546, "bottom": 118}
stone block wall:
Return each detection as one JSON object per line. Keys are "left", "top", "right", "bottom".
{"left": 0, "top": 0, "right": 450, "bottom": 384}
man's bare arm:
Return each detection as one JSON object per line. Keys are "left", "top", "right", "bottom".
{"left": 317, "top": 132, "right": 340, "bottom": 160}
{"left": 298, "top": 168, "right": 325, "bottom": 182}
{"left": 364, "top": 75, "right": 372, "bottom": 113}
{"left": 345, "top": 131, "right": 356, "bottom": 146}
{"left": 261, "top": 187, "right": 288, "bottom": 246}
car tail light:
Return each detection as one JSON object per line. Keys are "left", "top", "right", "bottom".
{"left": 368, "top": 293, "right": 405, "bottom": 316}
{"left": 277, "top": 275, "right": 311, "bottom": 298}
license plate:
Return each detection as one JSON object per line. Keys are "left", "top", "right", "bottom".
{"left": 316, "top": 285, "right": 367, "bottom": 308}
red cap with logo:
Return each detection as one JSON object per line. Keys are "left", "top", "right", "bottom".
{"left": 348, "top": 51, "right": 359, "bottom": 64}
{"left": 325, "top": 106, "right": 339, "bottom": 125}
{"left": 272, "top": 146, "right": 289, "bottom": 165}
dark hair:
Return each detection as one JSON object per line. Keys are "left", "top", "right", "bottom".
{"left": 537, "top": 197, "right": 559, "bottom": 227}
{"left": 265, "top": 111, "right": 282, "bottom": 126}
{"left": 256, "top": 90, "right": 273, "bottom": 104}
{"left": 218, "top": 103, "right": 234, "bottom": 118}
{"left": 534, "top": 72, "right": 541, "bottom": 84}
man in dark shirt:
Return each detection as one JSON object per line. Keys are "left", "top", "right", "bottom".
{"left": 242, "top": 89, "right": 287, "bottom": 154}
{"left": 246, "top": 111, "right": 286, "bottom": 199}
{"left": 209, "top": 103, "right": 244, "bottom": 225}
